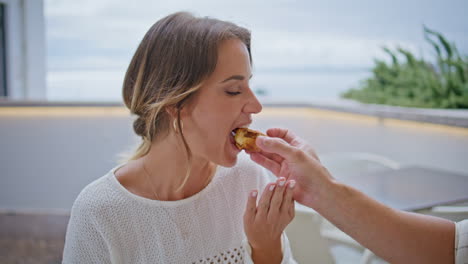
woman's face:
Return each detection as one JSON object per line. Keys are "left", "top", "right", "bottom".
{"left": 181, "top": 38, "right": 262, "bottom": 167}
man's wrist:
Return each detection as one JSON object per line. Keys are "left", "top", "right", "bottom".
{"left": 304, "top": 173, "right": 341, "bottom": 211}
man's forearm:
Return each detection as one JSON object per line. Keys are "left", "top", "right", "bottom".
{"left": 314, "top": 180, "right": 455, "bottom": 263}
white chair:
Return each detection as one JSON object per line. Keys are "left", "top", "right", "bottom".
{"left": 320, "top": 152, "right": 400, "bottom": 183}
{"left": 286, "top": 203, "right": 335, "bottom": 263}
{"left": 417, "top": 205, "right": 468, "bottom": 222}
{"left": 319, "top": 217, "right": 387, "bottom": 264}
{"left": 317, "top": 152, "right": 400, "bottom": 264}
{"left": 286, "top": 204, "right": 387, "bottom": 264}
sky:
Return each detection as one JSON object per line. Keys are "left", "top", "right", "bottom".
{"left": 44, "top": 0, "right": 468, "bottom": 101}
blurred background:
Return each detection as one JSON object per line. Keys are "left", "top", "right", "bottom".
{"left": 1, "top": 0, "right": 468, "bottom": 263}
{"left": 44, "top": 0, "right": 468, "bottom": 102}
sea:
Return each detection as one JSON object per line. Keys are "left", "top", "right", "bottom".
{"left": 47, "top": 68, "right": 371, "bottom": 103}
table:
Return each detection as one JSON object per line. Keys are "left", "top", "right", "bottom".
{"left": 339, "top": 166, "right": 468, "bottom": 211}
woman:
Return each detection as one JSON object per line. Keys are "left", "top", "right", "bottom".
{"left": 63, "top": 12, "right": 297, "bottom": 263}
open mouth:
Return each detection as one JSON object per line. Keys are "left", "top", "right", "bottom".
{"left": 228, "top": 127, "right": 265, "bottom": 152}
{"left": 228, "top": 124, "right": 251, "bottom": 151}
{"left": 229, "top": 126, "right": 247, "bottom": 150}
{"left": 229, "top": 129, "right": 238, "bottom": 148}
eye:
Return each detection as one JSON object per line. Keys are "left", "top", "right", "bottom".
{"left": 225, "top": 85, "right": 242, "bottom": 96}
{"left": 226, "top": 91, "right": 241, "bottom": 96}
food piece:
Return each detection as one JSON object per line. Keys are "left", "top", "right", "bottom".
{"left": 233, "top": 127, "right": 266, "bottom": 152}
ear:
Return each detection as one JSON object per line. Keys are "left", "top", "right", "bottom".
{"left": 165, "top": 104, "right": 191, "bottom": 121}
{"left": 165, "top": 106, "right": 178, "bottom": 120}
{"left": 178, "top": 104, "right": 192, "bottom": 119}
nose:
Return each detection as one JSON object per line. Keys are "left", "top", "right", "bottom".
{"left": 243, "top": 88, "right": 263, "bottom": 114}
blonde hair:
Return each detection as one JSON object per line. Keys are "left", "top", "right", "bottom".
{"left": 121, "top": 12, "right": 251, "bottom": 187}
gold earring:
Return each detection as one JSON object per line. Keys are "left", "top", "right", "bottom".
{"left": 173, "top": 119, "right": 183, "bottom": 133}
{"left": 173, "top": 119, "right": 178, "bottom": 133}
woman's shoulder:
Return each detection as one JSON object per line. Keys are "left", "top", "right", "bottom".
{"left": 70, "top": 169, "right": 121, "bottom": 216}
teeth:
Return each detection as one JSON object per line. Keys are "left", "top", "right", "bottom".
{"left": 231, "top": 130, "right": 236, "bottom": 136}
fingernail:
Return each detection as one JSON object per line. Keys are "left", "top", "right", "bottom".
{"left": 289, "top": 180, "right": 296, "bottom": 188}
{"left": 278, "top": 178, "right": 286, "bottom": 187}
{"left": 251, "top": 190, "right": 258, "bottom": 197}
{"left": 269, "top": 184, "right": 276, "bottom": 191}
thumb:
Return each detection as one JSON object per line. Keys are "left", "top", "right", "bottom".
{"left": 256, "top": 136, "right": 298, "bottom": 160}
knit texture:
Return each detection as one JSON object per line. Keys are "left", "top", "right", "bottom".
{"left": 63, "top": 153, "right": 296, "bottom": 263}
{"left": 455, "top": 219, "right": 468, "bottom": 264}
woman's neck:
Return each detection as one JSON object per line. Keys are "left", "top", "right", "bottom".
{"left": 140, "top": 134, "right": 217, "bottom": 200}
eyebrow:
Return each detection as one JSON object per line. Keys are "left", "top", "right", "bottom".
{"left": 221, "top": 74, "right": 253, "bottom": 83}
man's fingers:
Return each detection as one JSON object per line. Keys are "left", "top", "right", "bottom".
{"left": 266, "top": 128, "right": 297, "bottom": 144}
{"left": 244, "top": 189, "right": 258, "bottom": 223}
{"left": 278, "top": 161, "right": 291, "bottom": 179}
{"left": 256, "top": 136, "right": 300, "bottom": 161}
{"left": 250, "top": 153, "right": 281, "bottom": 176}
{"left": 257, "top": 150, "right": 284, "bottom": 164}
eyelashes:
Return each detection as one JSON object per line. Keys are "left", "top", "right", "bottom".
{"left": 226, "top": 91, "right": 241, "bottom": 96}
{"left": 225, "top": 84, "right": 246, "bottom": 96}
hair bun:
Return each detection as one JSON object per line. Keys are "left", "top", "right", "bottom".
{"left": 133, "top": 116, "right": 146, "bottom": 137}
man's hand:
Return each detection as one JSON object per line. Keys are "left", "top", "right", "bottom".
{"left": 248, "top": 128, "right": 334, "bottom": 209}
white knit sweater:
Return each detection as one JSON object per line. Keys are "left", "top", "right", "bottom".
{"left": 63, "top": 153, "right": 296, "bottom": 263}
{"left": 455, "top": 220, "right": 468, "bottom": 264}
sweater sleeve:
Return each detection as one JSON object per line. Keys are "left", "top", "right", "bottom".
{"left": 242, "top": 233, "right": 298, "bottom": 264}
{"left": 62, "top": 193, "right": 112, "bottom": 264}
{"left": 455, "top": 219, "right": 468, "bottom": 264}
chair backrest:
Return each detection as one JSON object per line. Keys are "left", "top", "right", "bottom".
{"left": 427, "top": 206, "right": 468, "bottom": 222}
{"left": 285, "top": 204, "right": 335, "bottom": 264}
{"left": 320, "top": 152, "right": 400, "bottom": 182}
{"left": 315, "top": 152, "right": 399, "bottom": 264}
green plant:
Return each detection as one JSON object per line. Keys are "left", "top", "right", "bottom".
{"left": 342, "top": 26, "right": 468, "bottom": 108}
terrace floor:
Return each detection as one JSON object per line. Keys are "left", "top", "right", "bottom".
{"left": 1, "top": 106, "right": 467, "bottom": 263}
